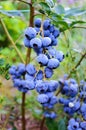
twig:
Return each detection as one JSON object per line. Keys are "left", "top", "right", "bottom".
{"left": 40, "top": 116, "right": 46, "bottom": 130}
{"left": 16, "top": 0, "right": 31, "bottom": 5}
{"left": 56, "top": 81, "right": 64, "bottom": 96}
{"left": 68, "top": 52, "right": 86, "bottom": 78}
{"left": 0, "top": 19, "right": 25, "bottom": 64}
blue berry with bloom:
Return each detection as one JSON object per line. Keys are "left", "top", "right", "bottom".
{"left": 24, "top": 27, "right": 36, "bottom": 40}
{"left": 53, "top": 28, "right": 60, "bottom": 38}
{"left": 47, "top": 58, "right": 60, "bottom": 69}
{"left": 80, "top": 122, "right": 86, "bottom": 130}
{"left": 44, "top": 67, "right": 53, "bottom": 78}
{"left": 55, "top": 51, "right": 64, "bottom": 62}
{"left": 36, "top": 70, "right": 44, "bottom": 80}
{"left": 43, "top": 30, "right": 50, "bottom": 37}
{"left": 49, "top": 24, "right": 54, "bottom": 33}
{"left": 9, "top": 65, "right": 17, "bottom": 75}
{"left": 42, "top": 37, "right": 51, "bottom": 47}
{"left": 48, "top": 80, "right": 59, "bottom": 92}
{"left": 36, "top": 54, "right": 48, "bottom": 65}
{"left": 26, "top": 64, "right": 36, "bottom": 76}
{"left": 44, "top": 111, "right": 57, "bottom": 119}
{"left": 24, "top": 80, "right": 35, "bottom": 90}
{"left": 24, "top": 37, "right": 30, "bottom": 47}
{"left": 30, "top": 37, "right": 42, "bottom": 49}
{"left": 35, "top": 80, "right": 48, "bottom": 93}
{"left": 25, "top": 73, "right": 34, "bottom": 80}
{"left": 43, "top": 19, "right": 50, "bottom": 30}
{"left": 37, "top": 94, "right": 49, "bottom": 104}
{"left": 17, "top": 63, "right": 25, "bottom": 75}
{"left": 34, "top": 18, "right": 41, "bottom": 28}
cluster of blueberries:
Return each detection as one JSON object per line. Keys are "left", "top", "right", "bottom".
{"left": 59, "top": 77, "right": 79, "bottom": 116}
{"left": 9, "top": 18, "right": 64, "bottom": 119}
{"left": 68, "top": 118, "right": 86, "bottom": 130}
{"left": 9, "top": 18, "right": 86, "bottom": 127}
{"left": 58, "top": 75, "right": 86, "bottom": 130}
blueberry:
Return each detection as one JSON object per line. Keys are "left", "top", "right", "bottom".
{"left": 43, "top": 30, "right": 50, "bottom": 37}
{"left": 34, "top": 27, "right": 40, "bottom": 33}
{"left": 80, "top": 121, "right": 86, "bottom": 130}
{"left": 13, "top": 79, "right": 21, "bottom": 88}
{"left": 44, "top": 111, "right": 57, "bottom": 119}
{"left": 50, "top": 96, "right": 58, "bottom": 105}
{"left": 30, "top": 38, "right": 42, "bottom": 49}
{"left": 24, "top": 37, "right": 30, "bottom": 47}
{"left": 36, "top": 54, "right": 48, "bottom": 65}
{"left": 9, "top": 66, "right": 16, "bottom": 75}
{"left": 48, "top": 47, "right": 56, "bottom": 57}
{"left": 44, "top": 67, "right": 53, "bottom": 78}
{"left": 53, "top": 28, "right": 60, "bottom": 38}
{"left": 55, "top": 51, "right": 64, "bottom": 62}
{"left": 81, "top": 103, "right": 86, "bottom": 113}
{"left": 24, "top": 27, "right": 36, "bottom": 40}
{"left": 24, "top": 80, "right": 35, "bottom": 90}
{"left": 36, "top": 70, "right": 44, "bottom": 80}
{"left": 43, "top": 19, "right": 50, "bottom": 30}
{"left": 69, "top": 84, "right": 78, "bottom": 97}
{"left": 37, "top": 94, "right": 49, "bottom": 103}
{"left": 47, "top": 58, "right": 60, "bottom": 69}
{"left": 48, "top": 80, "right": 59, "bottom": 92}
{"left": 34, "top": 48, "right": 43, "bottom": 55}
{"left": 34, "top": 18, "right": 41, "bottom": 28}
{"left": 51, "top": 38, "right": 58, "bottom": 46}
{"left": 35, "top": 80, "right": 48, "bottom": 93}
{"left": 48, "top": 24, "right": 54, "bottom": 33}
{"left": 26, "top": 64, "right": 36, "bottom": 75}
{"left": 17, "top": 63, "right": 25, "bottom": 75}
{"left": 25, "top": 73, "right": 34, "bottom": 80}
{"left": 42, "top": 37, "right": 51, "bottom": 47}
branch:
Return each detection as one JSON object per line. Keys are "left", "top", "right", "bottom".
{"left": 0, "top": 19, "right": 25, "bottom": 64}
{"left": 16, "top": 0, "right": 31, "bottom": 5}
{"left": 68, "top": 52, "right": 86, "bottom": 78}
{"left": 40, "top": 116, "right": 46, "bottom": 130}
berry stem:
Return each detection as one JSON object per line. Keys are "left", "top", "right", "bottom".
{"left": 40, "top": 116, "right": 46, "bottom": 130}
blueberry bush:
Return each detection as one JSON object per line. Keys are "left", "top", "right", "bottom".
{"left": 0, "top": 0, "right": 86, "bottom": 130}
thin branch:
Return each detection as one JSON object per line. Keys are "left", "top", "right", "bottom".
{"left": 68, "top": 52, "right": 86, "bottom": 78}
{"left": 22, "top": 92, "right": 26, "bottom": 130}
{"left": 16, "top": 0, "right": 31, "bottom": 5}
{"left": 0, "top": 19, "right": 25, "bottom": 64}
{"left": 40, "top": 116, "right": 46, "bottom": 130}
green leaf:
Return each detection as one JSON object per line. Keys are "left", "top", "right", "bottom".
{"left": 0, "top": 58, "right": 5, "bottom": 66}
{"left": 39, "top": 2, "right": 50, "bottom": 14}
{"left": 70, "top": 20, "right": 86, "bottom": 27}
{"left": 45, "top": 0, "right": 54, "bottom": 8}
{"left": 53, "top": 5, "right": 65, "bottom": 15}
{"left": 57, "top": 119, "right": 66, "bottom": 130}
{"left": 46, "top": 119, "right": 58, "bottom": 130}
{"left": 52, "top": 20, "right": 69, "bottom": 32}
{"left": 65, "top": 8, "right": 86, "bottom": 17}
{"left": 0, "top": 10, "right": 29, "bottom": 17}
